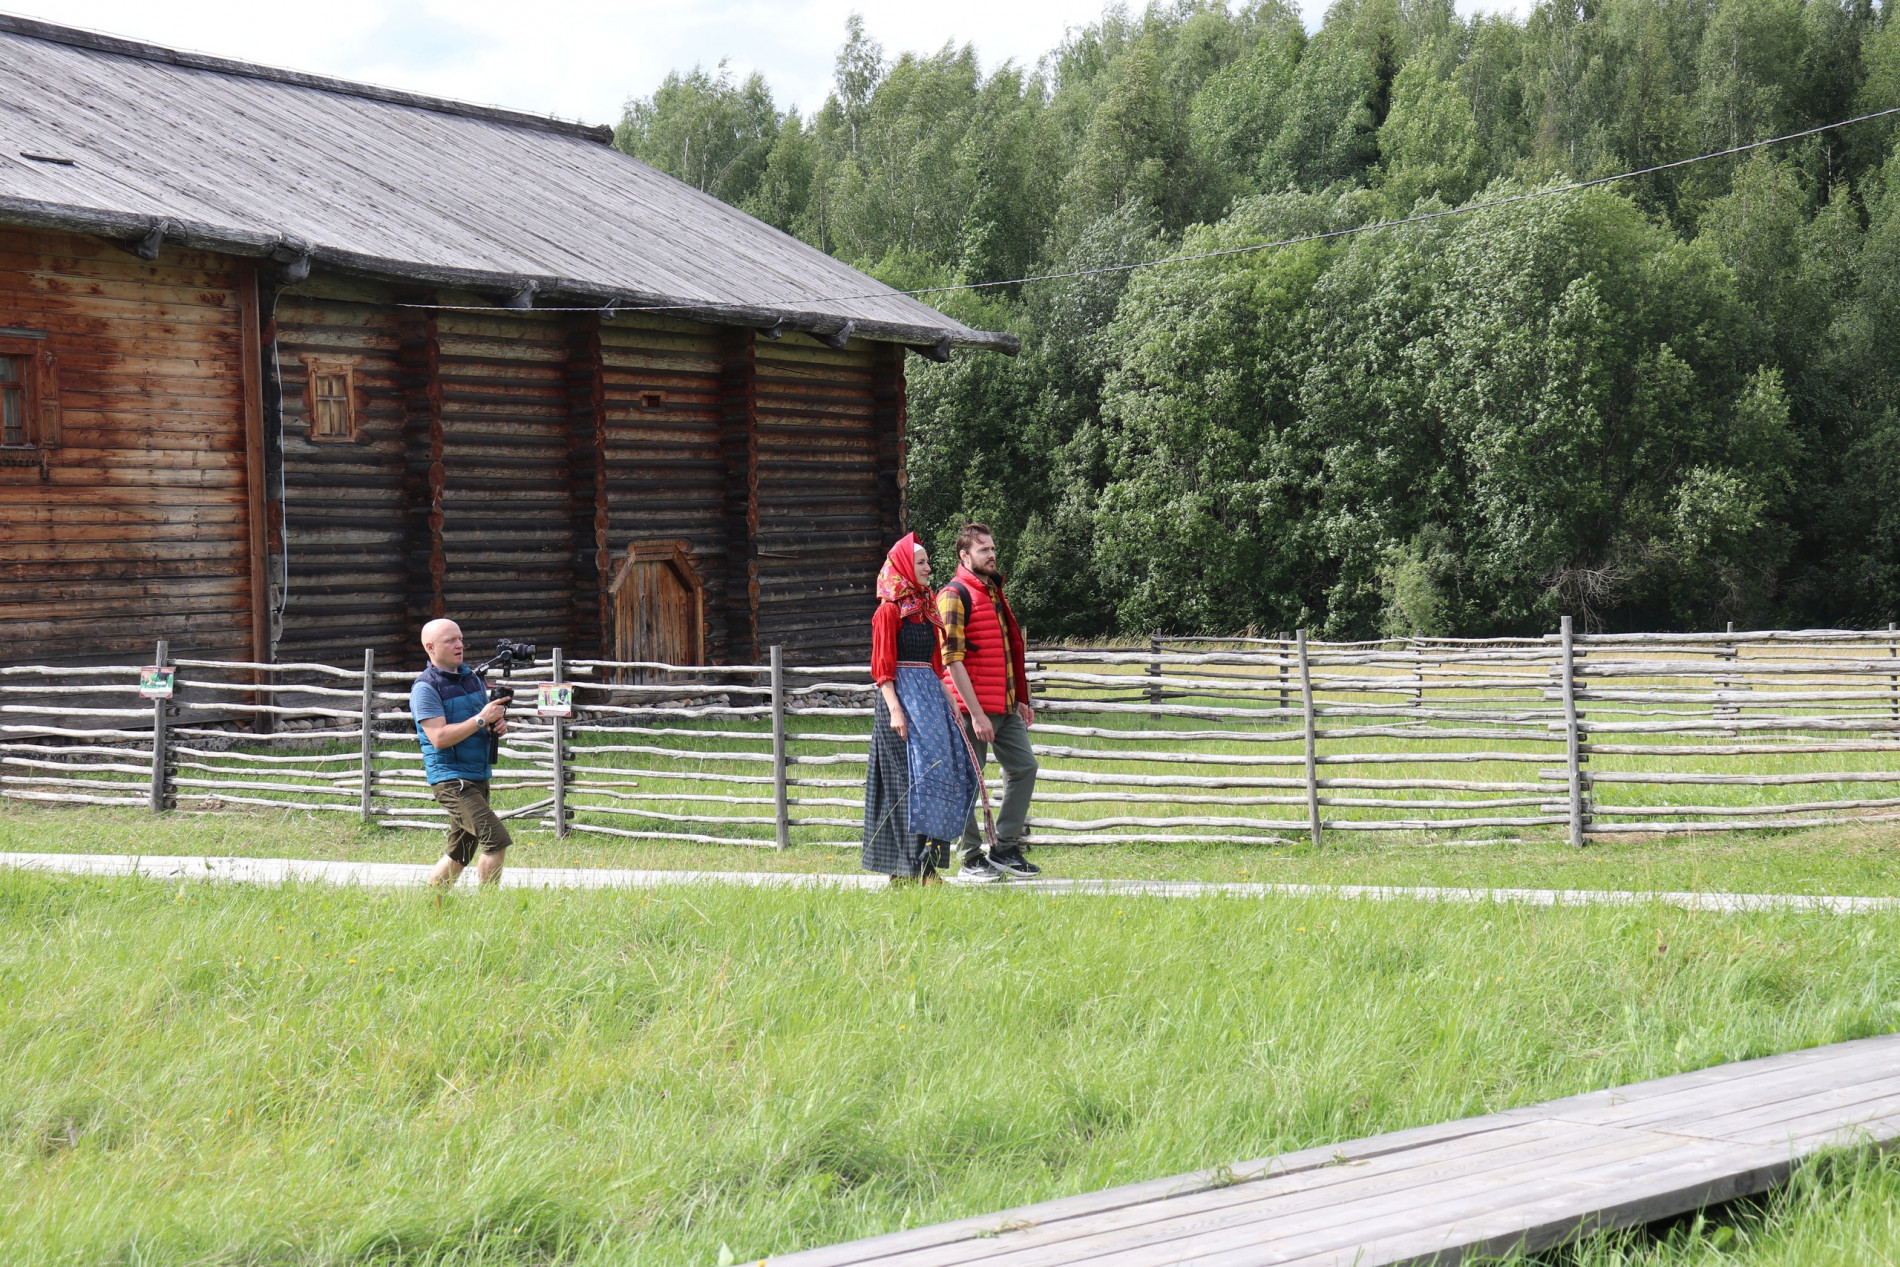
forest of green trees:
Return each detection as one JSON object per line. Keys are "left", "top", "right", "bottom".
{"left": 618, "top": 0, "right": 1900, "bottom": 638}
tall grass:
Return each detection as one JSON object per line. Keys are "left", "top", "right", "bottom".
{"left": 3, "top": 868, "right": 1899, "bottom": 1264}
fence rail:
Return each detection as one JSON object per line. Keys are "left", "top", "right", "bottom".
{"left": 8, "top": 627, "right": 1900, "bottom": 848}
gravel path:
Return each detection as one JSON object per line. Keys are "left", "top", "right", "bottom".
{"left": 3, "top": 851, "right": 1894, "bottom": 913}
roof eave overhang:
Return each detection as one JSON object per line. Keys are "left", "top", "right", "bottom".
{"left": 0, "top": 196, "right": 1022, "bottom": 355}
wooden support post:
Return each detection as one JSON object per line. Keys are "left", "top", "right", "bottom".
{"left": 400, "top": 309, "right": 447, "bottom": 642}
{"left": 720, "top": 329, "right": 761, "bottom": 663}
{"left": 1147, "top": 631, "right": 1162, "bottom": 715}
{"left": 150, "top": 639, "right": 171, "bottom": 814}
{"left": 1888, "top": 622, "right": 1895, "bottom": 723}
{"left": 1298, "top": 629, "right": 1320, "bottom": 848}
{"left": 871, "top": 343, "right": 908, "bottom": 544}
{"left": 1278, "top": 633, "right": 1289, "bottom": 716}
{"left": 551, "top": 646, "right": 568, "bottom": 838}
{"left": 770, "top": 644, "right": 789, "bottom": 850}
{"left": 237, "top": 262, "right": 271, "bottom": 684}
{"left": 1562, "top": 615, "right": 1585, "bottom": 848}
{"left": 1412, "top": 637, "right": 1426, "bottom": 712}
{"left": 1715, "top": 620, "right": 1737, "bottom": 727}
{"left": 359, "top": 648, "right": 375, "bottom": 823}
{"left": 566, "top": 320, "right": 609, "bottom": 656}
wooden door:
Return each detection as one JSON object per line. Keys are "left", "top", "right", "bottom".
{"left": 609, "top": 541, "right": 704, "bottom": 667}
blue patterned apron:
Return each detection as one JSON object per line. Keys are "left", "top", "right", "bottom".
{"left": 893, "top": 662, "right": 980, "bottom": 841}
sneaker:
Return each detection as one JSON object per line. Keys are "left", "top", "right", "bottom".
{"left": 991, "top": 846, "right": 1041, "bottom": 878}
{"left": 950, "top": 855, "right": 1008, "bottom": 885}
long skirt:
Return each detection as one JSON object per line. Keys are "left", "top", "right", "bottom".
{"left": 862, "top": 664, "right": 979, "bottom": 876}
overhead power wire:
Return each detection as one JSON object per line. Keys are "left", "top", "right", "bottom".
{"left": 409, "top": 105, "right": 1900, "bottom": 316}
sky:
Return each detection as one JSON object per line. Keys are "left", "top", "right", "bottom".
{"left": 15, "top": 0, "right": 1529, "bottom": 130}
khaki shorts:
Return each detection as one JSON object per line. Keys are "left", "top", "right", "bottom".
{"left": 430, "top": 778, "right": 513, "bottom": 865}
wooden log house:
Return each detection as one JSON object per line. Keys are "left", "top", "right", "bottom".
{"left": 0, "top": 15, "right": 1016, "bottom": 674}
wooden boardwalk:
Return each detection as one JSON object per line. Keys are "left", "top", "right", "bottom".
{"left": 767, "top": 1034, "right": 1900, "bottom": 1266}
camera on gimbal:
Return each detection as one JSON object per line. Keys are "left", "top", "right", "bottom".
{"left": 472, "top": 639, "right": 537, "bottom": 705}
{"left": 471, "top": 639, "right": 537, "bottom": 759}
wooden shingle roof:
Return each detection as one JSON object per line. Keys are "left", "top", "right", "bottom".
{"left": 0, "top": 14, "right": 1017, "bottom": 353}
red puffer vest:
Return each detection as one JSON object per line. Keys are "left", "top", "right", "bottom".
{"left": 943, "top": 566, "right": 1020, "bottom": 715}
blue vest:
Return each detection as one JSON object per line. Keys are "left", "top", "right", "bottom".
{"left": 411, "top": 663, "right": 492, "bottom": 783}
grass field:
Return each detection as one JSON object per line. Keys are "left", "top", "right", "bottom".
{"left": 5, "top": 847, "right": 1900, "bottom": 1265}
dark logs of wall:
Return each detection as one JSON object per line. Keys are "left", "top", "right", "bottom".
{"left": 755, "top": 339, "right": 892, "bottom": 662}
{"left": 271, "top": 276, "right": 908, "bottom": 669}
{"left": 0, "top": 227, "right": 267, "bottom": 668}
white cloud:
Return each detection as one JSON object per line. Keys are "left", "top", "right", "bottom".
{"left": 17, "top": 0, "right": 1538, "bottom": 128}
{"left": 15, "top": 0, "right": 1117, "bottom": 126}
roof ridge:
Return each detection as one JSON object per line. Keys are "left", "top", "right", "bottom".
{"left": 0, "top": 12, "right": 615, "bottom": 144}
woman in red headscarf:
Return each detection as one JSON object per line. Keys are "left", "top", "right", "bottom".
{"left": 863, "top": 533, "right": 979, "bottom": 884}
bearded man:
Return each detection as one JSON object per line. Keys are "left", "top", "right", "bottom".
{"left": 937, "top": 524, "right": 1041, "bottom": 883}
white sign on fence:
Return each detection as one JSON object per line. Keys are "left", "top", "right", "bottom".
{"left": 536, "top": 682, "right": 573, "bottom": 717}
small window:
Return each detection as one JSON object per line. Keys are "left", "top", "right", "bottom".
{"left": 641, "top": 391, "right": 664, "bottom": 410}
{"left": 303, "top": 360, "right": 356, "bottom": 441}
{"left": 0, "top": 356, "right": 24, "bottom": 447}
{"left": 0, "top": 332, "right": 56, "bottom": 458}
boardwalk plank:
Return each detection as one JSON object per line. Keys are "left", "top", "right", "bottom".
{"left": 1010, "top": 1130, "right": 1690, "bottom": 1267}
{"left": 838, "top": 1124, "right": 1603, "bottom": 1267}
{"left": 760, "top": 1119, "right": 1531, "bottom": 1267}
{"left": 766, "top": 1035, "right": 1900, "bottom": 1266}
{"left": 1538, "top": 1038, "right": 1900, "bottom": 1128}
{"left": 1259, "top": 1141, "right": 1794, "bottom": 1267}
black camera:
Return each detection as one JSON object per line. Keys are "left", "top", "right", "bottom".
{"left": 471, "top": 640, "right": 537, "bottom": 759}
{"left": 474, "top": 639, "right": 537, "bottom": 690}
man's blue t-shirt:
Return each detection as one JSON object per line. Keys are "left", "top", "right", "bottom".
{"left": 410, "top": 663, "right": 492, "bottom": 784}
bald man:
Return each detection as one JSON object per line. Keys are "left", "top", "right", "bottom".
{"left": 412, "top": 619, "right": 513, "bottom": 885}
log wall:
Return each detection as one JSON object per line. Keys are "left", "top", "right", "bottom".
{"left": 0, "top": 227, "right": 262, "bottom": 665}
{"left": 431, "top": 311, "right": 573, "bottom": 653}
{"left": 0, "top": 247, "right": 906, "bottom": 673}
{"left": 274, "top": 289, "right": 407, "bottom": 665}
{"left": 599, "top": 315, "right": 730, "bottom": 661}
{"left": 754, "top": 338, "right": 888, "bottom": 662}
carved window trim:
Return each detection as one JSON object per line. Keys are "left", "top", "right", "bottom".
{"left": 0, "top": 329, "right": 59, "bottom": 464}
{"left": 301, "top": 357, "right": 358, "bottom": 442}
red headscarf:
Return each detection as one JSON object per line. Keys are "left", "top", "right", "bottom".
{"left": 875, "top": 532, "right": 941, "bottom": 627}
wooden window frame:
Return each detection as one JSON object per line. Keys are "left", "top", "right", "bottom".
{"left": 0, "top": 330, "right": 59, "bottom": 464}
{"left": 301, "top": 357, "right": 359, "bottom": 443}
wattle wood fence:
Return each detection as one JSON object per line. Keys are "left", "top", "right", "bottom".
{"left": 8, "top": 622, "right": 1900, "bottom": 849}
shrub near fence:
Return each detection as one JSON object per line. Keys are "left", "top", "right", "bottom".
{"left": 7, "top": 626, "right": 1900, "bottom": 848}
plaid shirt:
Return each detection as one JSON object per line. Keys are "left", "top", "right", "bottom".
{"left": 937, "top": 571, "right": 1022, "bottom": 712}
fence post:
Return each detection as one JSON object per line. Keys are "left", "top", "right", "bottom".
{"left": 1715, "top": 620, "right": 1737, "bottom": 727}
{"left": 1411, "top": 637, "right": 1426, "bottom": 711}
{"left": 1297, "top": 629, "right": 1320, "bottom": 848}
{"left": 359, "top": 648, "right": 375, "bottom": 823}
{"left": 149, "top": 638, "right": 171, "bottom": 814}
{"left": 1888, "top": 622, "right": 1895, "bottom": 723}
{"left": 1277, "top": 632, "right": 1289, "bottom": 717}
{"left": 1147, "top": 631, "right": 1162, "bottom": 715}
{"left": 1561, "top": 615, "right": 1585, "bottom": 848}
{"left": 551, "top": 646, "right": 568, "bottom": 838}
{"left": 770, "top": 644, "right": 789, "bottom": 850}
